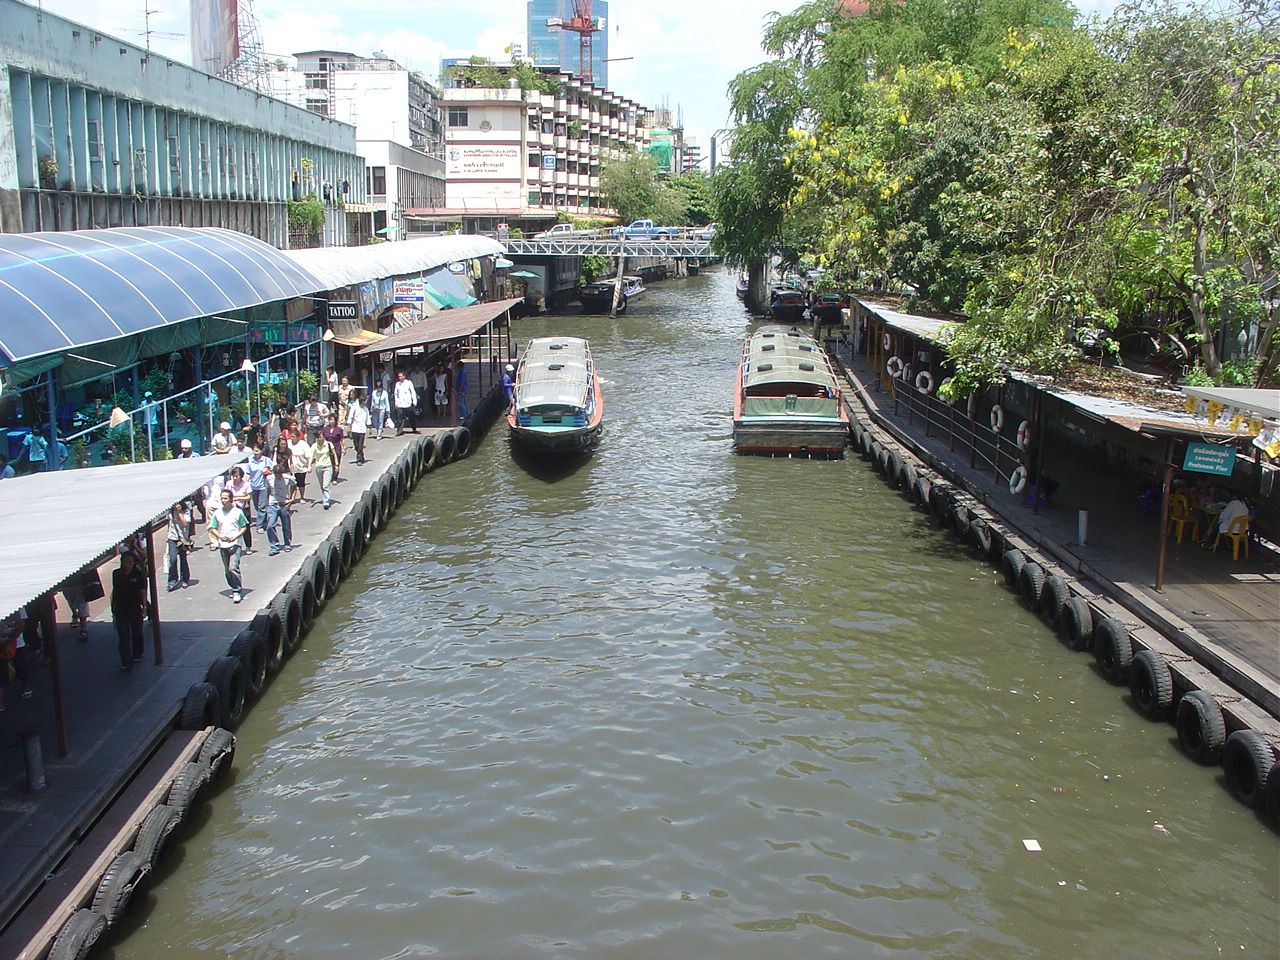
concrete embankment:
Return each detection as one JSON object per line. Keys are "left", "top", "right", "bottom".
{"left": 832, "top": 355, "right": 1280, "bottom": 830}
{"left": 0, "top": 388, "right": 509, "bottom": 959}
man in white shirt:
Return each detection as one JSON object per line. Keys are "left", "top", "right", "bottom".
{"left": 393, "top": 371, "right": 419, "bottom": 435}
{"left": 210, "top": 489, "right": 249, "bottom": 603}
{"left": 211, "top": 421, "right": 235, "bottom": 454}
{"left": 346, "top": 394, "right": 371, "bottom": 464}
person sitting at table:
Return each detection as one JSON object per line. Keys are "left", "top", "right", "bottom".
{"left": 1200, "top": 491, "right": 1249, "bottom": 547}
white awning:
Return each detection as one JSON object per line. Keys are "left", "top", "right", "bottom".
{"left": 1181, "top": 386, "right": 1280, "bottom": 423}
{"left": 284, "top": 235, "right": 505, "bottom": 290}
{"left": 0, "top": 455, "right": 245, "bottom": 620}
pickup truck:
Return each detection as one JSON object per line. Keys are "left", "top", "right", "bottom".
{"left": 611, "top": 219, "right": 676, "bottom": 239}
{"left": 533, "top": 223, "right": 595, "bottom": 238}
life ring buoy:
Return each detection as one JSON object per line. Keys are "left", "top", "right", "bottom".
{"left": 990, "top": 404, "right": 1004, "bottom": 433}
{"left": 915, "top": 370, "right": 934, "bottom": 393}
{"left": 886, "top": 356, "right": 905, "bottom": 379}
{"left": 882, "top": 332, "right": 891, "bottom": 352}
{"left": 939, "top": 377, "right": 953, "bottom": 403}
{"left": 1009, "top": 465, "right": 1028, "bottom": 495}
{"left": 1016, "top": 420, "right": 1031, "bottom": 449}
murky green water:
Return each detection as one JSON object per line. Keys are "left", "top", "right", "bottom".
{"left": 113, "top": 269, "right": 1278, "bottom": 959}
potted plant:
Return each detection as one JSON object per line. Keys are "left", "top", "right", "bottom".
{"left": 38, "top": 155, "right": 58, "bottom": 188}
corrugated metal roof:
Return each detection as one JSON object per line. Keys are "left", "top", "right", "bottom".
{"left": 355, "top": 298, "right": 523, "bottom": 356}
{"left": 858, "top": 299, "right": 951, "bottom": 343}
{"left": 742, "top": 325, "right": 839, "bottom": 391}
{"left": 515, "top": 337, "right": 592, "bottom": 409}
{"left": 286, "top": 235, "right": 505, "bottom": 289}
{"left": 0, "top": 455, "right": 246, "bottom": 621}
{"left": 0, "top": 227, "right": 328, "bottom": 364}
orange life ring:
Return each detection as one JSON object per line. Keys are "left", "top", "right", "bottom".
{"left": 990, "top": 404, "right": 1004, "bottom": 433}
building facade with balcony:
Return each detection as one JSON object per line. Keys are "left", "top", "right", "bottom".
{"left": 0, "top": 0, "right": 364, "bottom": 246}
{"left": 429, "top": 61, "right": 651, "bottom": 235}
{"left": 271, "top": 50, "right": 447, "bottom": 244}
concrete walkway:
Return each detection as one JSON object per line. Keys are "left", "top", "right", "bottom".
{"left": 0, "top": 427, "right": 429, "bottom": 930}
{"left": 834, "top": 349, "right": 1279, "bottom": 717}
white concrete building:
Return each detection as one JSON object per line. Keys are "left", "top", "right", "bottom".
{"left": 272, "top": 51, "right": 446, "bottom": 243}
{"left": 425, "top": 61, "right": 651, "bottom": 233}
{"left": 0, "top": 0, "right": 364, "bottom": 246}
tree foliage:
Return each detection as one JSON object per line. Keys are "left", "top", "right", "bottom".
{"left": 716, "top": 0, "right": 1279, "bottom": 389}
{"left": 598, "top": 153, "right": 681, "bottom": 224}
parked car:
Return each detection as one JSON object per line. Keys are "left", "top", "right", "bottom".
{"left": 690, "top": 223, "right": 719, "bottom": 241}
{"left": 534, "top": 223, "right": 593, "bottom": 239}
{"left": 611, "top": 219, "right": 676, "bottom": 239}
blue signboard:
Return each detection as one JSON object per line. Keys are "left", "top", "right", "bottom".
{"left": 1183, "top": 442, "right": 1236, "bottom": 476}
{"left": 542, "top": 154, "right": 556, "bottom": 170}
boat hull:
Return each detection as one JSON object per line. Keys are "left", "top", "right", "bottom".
{"left": 768, "top": 302, "right": 807, "bottom": 323}
{"left": 732, "top": 421, "right": 849, "bottom": 457}
{"left": 509, "top": 422, "right": 603, "bottom": 454}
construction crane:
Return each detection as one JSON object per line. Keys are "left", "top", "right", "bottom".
{"left": 546, "top": 1, "right": 603, "bottom": 84}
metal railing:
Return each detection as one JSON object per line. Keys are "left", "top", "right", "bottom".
{"left": 63, "top": 340, "right": 322, "bottom": 469}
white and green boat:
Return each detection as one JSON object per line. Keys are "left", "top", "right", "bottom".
{"left": 506, "top": 337, "right": 604, "bottom": 455}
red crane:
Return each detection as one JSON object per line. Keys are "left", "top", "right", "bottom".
{"left": 558, "top": 1, "right": 602, "bottom": 84}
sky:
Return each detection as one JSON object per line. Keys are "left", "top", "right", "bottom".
{"left": 32, "top": 0, "right": 1119, "bottom": 152}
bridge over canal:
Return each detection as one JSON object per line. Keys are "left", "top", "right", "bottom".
{"left": 504, "top": 236, "right": 716, "bottom": 259}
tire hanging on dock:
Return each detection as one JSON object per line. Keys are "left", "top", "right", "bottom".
{"left": 166, "top": 761, "right": 211, "bottom": 825}
{"left": 47, "top": 909, "right": 108, "bottom": 960}
{"left": 1018, "top": 561, "right": 1046, "bottom": 609}
{"left": 177, "top": 681, "right": 221, "bottom": 730}
{"left": 1128, "top": 649, "right": 1174, "bottom": 720}
{"left": 1059, "top": 597, "right": 1094, "bottom": 651}
{"left": 437, "top": 429, "right": 457, "bottom": 464}
{"left": 453, "top": 426, "right": 473, "bottom": 459}
{"left": 1175, "top": 690, "right": 1226, "bottom": 765}
{"left": 275, "top": 588, "right": 304, "bottom": 656}
{"left": 198, "top": 728, "right": 237, "bottom": 782}
{"left": 1222, "top": 730, "right": 1277, "bottom": 809}
{"left": 968, "top": 516, "right": 993, "bottom": 558}
{"left": 205, "top": 656, "right": 247, "bottom": 727}
{"left": 288, "top": 575, "right": 317, "bottom": 642}
{"left": 1039, "top": 574, "right": 1071, "bottom": 630}
{"left": 251, "top": 608, "right": 286, "bottom": 673}
{"left": 322, "top": 535, "right": 345, "bottom": 594}
{"left": 1093, "top": 617, "right": 1133, "bottom": 683}
{"left": 131, "top": 803, "right": 182, "bottom": 872}
{"left": 301, "top": 553, "right": 328, "bottom": 605}
{"left": 419, "top": 434, "right": 437, "bottom": 471}
{"left": 228, "top": 628, "right": 268, "bottom": 700}
{"left": 1001, "top": 548, "right": 1026, "bottom": 589}
{"left": 91, "top": 851, "right": 151, "bottom": 926}
{"left": 885, "top": 450, "right": 903, "bottom": 489}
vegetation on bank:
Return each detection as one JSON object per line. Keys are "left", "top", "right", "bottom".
{"left": 712, "top": 0, "right": 1279, "bottom": 392}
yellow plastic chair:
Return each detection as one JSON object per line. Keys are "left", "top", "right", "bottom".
{"left": 1166, "top": 499, "right": 1200, "bottom": 544}
{"left": 1213, "top": 515, "right": 1250, "bottom": 560}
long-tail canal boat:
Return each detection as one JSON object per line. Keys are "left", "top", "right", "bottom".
{"left": 507, "top": 337, "right": 604, "bottom": 454}
{"left": 733, "top": 324, "right": 849, "bottom": 457}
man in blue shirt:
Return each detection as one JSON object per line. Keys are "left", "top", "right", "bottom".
{"left": 245, "top": 445, "right": 274, "bottom": 533}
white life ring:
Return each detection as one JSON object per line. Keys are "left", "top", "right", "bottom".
{"left": 1009, "top": 465, "right": 1028, "bottom": 495}
{"left": 939, "top": 377, "right": 955, "bottom": 404}
{"left": 882, "top": 332, "right": 892, "bottom": 352}
{"left": 915, "top": 370, "right": 934, "bottom": 393}
{"left": 990, "top": 404, "right": 1004, "bottom": 433}
{"left": 901, "top": 365, "right": 913, "bottom": 384}
{"left": 1016, "top": 420, "right": 1031, "bottom": 450}
{"left": 886, "top": 356, "right": 905, "bottom": 378}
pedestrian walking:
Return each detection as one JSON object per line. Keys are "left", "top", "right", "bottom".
{"left": 455, "top": 361, "right": 469, "bottom": 418}
{"left": 310, "top": 430, "right": 336, "bottom": 510}
{"left": 226, "top": 465, "right": 254, "bottom": 552}
{"left": 210, "top": 489, "right": 249, "bottom": 603}
{"left": 346, "top": 394, "right": 370, "bottom": 464}
{"left": 288, "top": 433, "right": 312, "bottom": 501}
{"left": 165, "top": 500, "right": 194, "bottom": 590}
{"left": 393, "top": 371, "right": 419, "bottom": 435}
{"left": 61, "top": 567, "right": 103, "bottom": 642}
{"left": 323, "top": 414, "right": 345, "bottom": 480}
{"left": 371, "top": 383, "right": 391, "bottom": 439}
{"left": 110, "top": 551, "right": 148, "bottom": 671}
{"left": 265, "top": 464, "right": 299, "bottom": 555}
{"left": 246, "top": 445, "right": 273, "bottom": 532}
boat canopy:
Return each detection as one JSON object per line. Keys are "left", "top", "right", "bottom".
{"left": 516, "top": 337, "right": 592, "bottom": 410}
{"left": 742, "top": 325, "right": 839, "bottom": 391}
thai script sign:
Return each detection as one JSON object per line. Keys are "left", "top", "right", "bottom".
{"left": 447, "top": 144, "right": 522, "bottom": 179}
{"left": 1183, "top": 442, "right": 1237, "bottom": 477}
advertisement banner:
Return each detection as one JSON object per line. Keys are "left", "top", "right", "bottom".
{"left": 446, "top": 144, "right": 522, "bottom": 180}
{"left": 327, "top": 301, "right": 359, "bottom": 321}
{"left": 190, "top": 0, "right": 240, "bottom": 75}
{"left": 394, "top": 279, "right": 425, "bottom": 303}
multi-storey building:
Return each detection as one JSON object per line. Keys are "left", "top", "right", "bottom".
{"left": 0, "top": 0, "right": 364, "bottom": 245}
{"left": 428, "top": 60, "right": 650, "bottom": 234}
{"left": 272, "top": 50, "right": 446, "bottom": 243}
{"left": 527, "top": 0, "right": 610, "bottom": 88}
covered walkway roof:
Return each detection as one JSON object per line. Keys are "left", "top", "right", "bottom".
{"left": 285, "top": 235, "right": 504, "bottom": 290}
{"left": 0, "top": 455, "right": 242, "bottom": 621}
{"left": 355, "top": 298, "right": 523, "bottom": 356}
{"left": 0, "top": 227, "right": 328, "bottom": 365}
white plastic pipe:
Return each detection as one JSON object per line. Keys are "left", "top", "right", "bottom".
{"left": 1078, "top": 509, "right": 1088, "bottom": 545}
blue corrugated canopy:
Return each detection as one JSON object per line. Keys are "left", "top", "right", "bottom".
{"left": 0, "top": 226, "right": 328, "bottom": 365}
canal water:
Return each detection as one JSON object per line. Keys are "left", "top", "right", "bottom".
{"left": 114, "top": 268, "right": 1277, "bottom": 959}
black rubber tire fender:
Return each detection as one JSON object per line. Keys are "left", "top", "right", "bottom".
{"left": 322, "top": 535, "right": 345, "bottom": 595}
{"left": 867, "top": 439, "right": 883, "bottom": 471}
{"left": 251, "top": 608, "right": 286, "bottom": 674}
{"left": 131, "top": 803, "right": 182, "bottom": 872}
{"left": 1222, "top": 729, "right": 1277, "bottom": 809}
{"left": 301, "top": 553, "right": 327, "bottom": 606}
{"left": 876, "top": 445, "right": 891, "bottom": 478}
{"left": 274, "top": 588, "right": 303, "bottom": 656}
{"left": 1129, "top": 649, "right": 1174, "bottom": 721}
{"left": 228, "top": 627, "right": 268, "bottom": 699}
{"left": 885, "top": 450, "right": 903, "bottom": 488}
{"left": 177, "top": 681, "right": 221, "bottom": 730}
{"left": 397, "top": 455, "right": 414, "bottom": 493}
{"left": 358, "top": 494, "right": 376, "bottom": 541}
{"left": 1060, "top": 597, "right": 1094, "bottom": 651}
{"left": 1001, "top": 548, "right": 1026, "bottom": 589}
{"left": 912, "top": 475, "right": 931, "bottom": 508}
{"left": 1176, "top": 689, "right": 1226, "bottom": 765}
{"left": 166, "top": 761, "right": 210, "bottom": 824}
{"left": 205, "top": 656, "right": 247, "bottom": 727}
{"left": 338, "top": 522, "right": 357, "bottom": 572}
{"left": 1264, "top": 759, "right": 1280, "bottom": 829}
{"left": 899, "top": 460, "right": 917, "bottom": 496}
{"left": 385, "top": 469, "right": 402, "bottom": 509}
{"left": 453, "top": 425, "right": 473, "bottom": 459}
{"left": 343, "top": 512, "right": 367, "bottom": 563}
{"left": 419, "top": 433, "right": 438, "bottom": 471}
{"left": 373, "top": 478, "right": 392, "bottom": 527}
{"left": 91, "top": 850, "right": 151, "bottom": 926}
{"left": 950, "top": 503, "right": 971, "bottom": 542}
{"left": 292, "top": 574, "right": 318, "bottom": 637}
{"left": 1018, "top": 561, "right": 1046, "bottom": 609}
{"left": 928, "top": 482, "right": 952, "bottom": 521}
{"left": 198, "top": 727, "right": 237, "bottom": 782}
{"left": 1040, "top": 574, "right": 1071, "bottom": 630}
{"left": 968, "top": 516, "right": 993, "bottom": 557}
{"left": 437, "top": 429, "right": 458, "bottom": 464}
{"left": 1094, "top": 617, "right": 1133, "bottom": 683}
{"left": 48, "top": 909, "right": 108, "bottom": 960}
